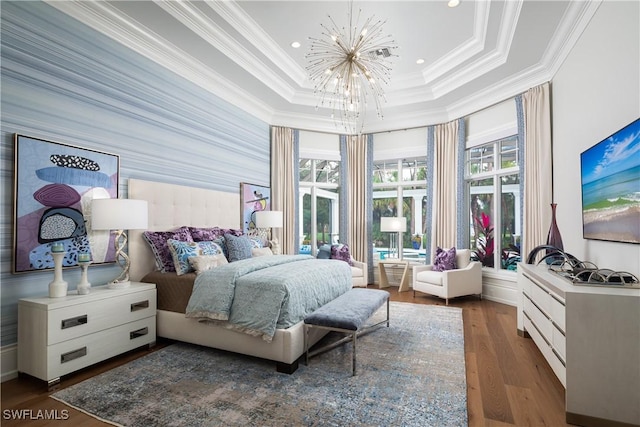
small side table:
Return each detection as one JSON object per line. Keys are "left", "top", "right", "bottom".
{"left": 378, "top": 260, "right": 410, "bottom": 292}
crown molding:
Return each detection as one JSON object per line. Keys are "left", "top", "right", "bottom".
{"left": 155, "top": 1, "right": 297, "bottom": 102}
{"left": 430, "top": 0, "right": 523, "bottom": 99}
{"left": 45, "top": 0, "right": 600, "bottom": 136}
{"left": 542, "top": 0, "right": 602, "bottom": 78}
{"left": 206, "top": 1, "right": 308, "bottom": 87}
{"left": 45, "top": 0, "right": 275, "bottom": 123}
{"left": 418, "top": 0, "right": 490, "bottom": 86}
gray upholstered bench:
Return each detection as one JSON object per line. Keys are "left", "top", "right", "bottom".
{"left": 304, "top": 288, "right": 390, "bottom": 376}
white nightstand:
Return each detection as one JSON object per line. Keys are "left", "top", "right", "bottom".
{"left": 18, "top": 282, "right": 156, "bottom": 389}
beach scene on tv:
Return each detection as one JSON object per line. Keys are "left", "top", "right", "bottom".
{"left": 580, "top": 118, "right": 640, "bottom": 244}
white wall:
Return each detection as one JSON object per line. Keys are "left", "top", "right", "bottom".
{"left": 299, "top": 130, "right": 340, "bottom": 160}
{"left": 466, "top": 99, "right": 517, "bottom": 148}
{"left": 552, "top": 1, "right": 640, "bottom": 276}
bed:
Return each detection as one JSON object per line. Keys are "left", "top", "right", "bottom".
{"left": 128, "top": 178, "right": 350, "bottom": 373}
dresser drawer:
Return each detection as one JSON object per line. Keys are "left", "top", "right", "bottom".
{"left": 530, "top": 281, "right": 552, "bottom": 315}
{"left": 46, "top": 317, "right": 156, "bottom": 380}
{"left": 553, "top": 325, "right": 566, "bottom": 362}
{"left": 47, "top": 290, "right": 156, "bottom": 345}
{"left": 550, "top": 296, "right": 566, "bottom": 332}
{"left": 524, "top": 295, "right": 552, "bottom": 341}
{"left": 524, "top": 316, "right": 566, "bottom": 387}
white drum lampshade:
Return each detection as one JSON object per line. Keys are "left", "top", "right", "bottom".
{"left": 91, "top": 198, "right": 148, "bottom": 288}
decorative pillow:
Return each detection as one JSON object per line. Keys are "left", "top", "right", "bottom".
{"left": 188, "top": 227, "right": 223, "bottom": 241}
{"left": 248, "top": 236, "right": 264, "bottom": 248}
{"left": 330, "top": 243, "right": 354, "bottom": 266}
{"left": 188, "top": 254, "right": 228, "bottom": 275}
{"left": 433, "top": 247, "right": 457, "bottom": 272}
{"left": 189, "top": 227, "right": 244, "bottom": 242}
{"left": 224, "top": 234, "right": 254, "bottom": 262}
{"left": 142, "top": 226, "right": 193, "bottom": 272}
{"left": 167, "top": 239, "right": 224, "bottom": 275}
{"left": 316, "top": 244, "right": 332, "bottom": 259}
{"left": 251, "top": 247, "right": 274, "bottom": 257}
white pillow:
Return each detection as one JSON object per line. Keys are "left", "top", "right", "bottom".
{"left": 251, "top": 247, "right": 274, "bottom": 257}
{"left": 188, "top": 254, "right": 228, "bottom": 275}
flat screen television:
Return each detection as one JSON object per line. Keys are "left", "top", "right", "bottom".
{"left": 580, "top": 118, "right": 640, "bottom": 244}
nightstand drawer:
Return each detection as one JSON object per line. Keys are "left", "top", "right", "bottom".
{"left": 48, "top": 289, "right": 156, "bottom": 345}
{"left": 46, "top": 317, "right": 156, "bottom": 381}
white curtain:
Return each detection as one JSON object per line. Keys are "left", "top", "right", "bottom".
{"left": 431, "top": 120, "right": 459, "bottom": 254}
{"left": 270, "top": 126, "right": 297, "bottom": 254}
{"left": 344, "top": 134, "right": 369, "bottom": 266}
{"left": 521, "top": 83, "right": 554, "bottom": 261}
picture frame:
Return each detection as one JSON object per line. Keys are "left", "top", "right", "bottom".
{"left": 240, "top": 182, "right": 271, "bottom": 235}
{"left": 580, "top": 118, "right": 640, "bottom": 244}
{"left": 13, "top": 134, "right": 120, "bottom": 273}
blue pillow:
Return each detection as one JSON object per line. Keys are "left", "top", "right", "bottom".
{"left": 316, "top": 244, "right": 332, "bottom": 259}
{"left": 224, "top": 234, "right": 254, "bottom": 262}
{"left": 167, "top": 239, "right": 223, "bottom": 275}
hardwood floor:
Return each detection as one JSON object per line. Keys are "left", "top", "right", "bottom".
{"left": 1, "top": 288, "right": 572, "bottom": 426}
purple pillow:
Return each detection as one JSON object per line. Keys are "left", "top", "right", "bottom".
{"left": 142, "top": 226, "right": 193, "bottom": 272}
{"left": 433, "top": 247, "right": 457, "bottom": 272}
{"left": 188, "top": 227, "right": 244, "bottom": 241}
{"left": 188, "top": 227, "right": 223, "bottom": 241}
{"left": 331, "top": 244, "right": 354, "bottom": 266}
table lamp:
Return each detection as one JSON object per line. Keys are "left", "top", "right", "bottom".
{"left": 91, "top": 198, "right": 148, "bottom": 288}
{"left": 255, "top": 210, "right": 283, "bottom": 239}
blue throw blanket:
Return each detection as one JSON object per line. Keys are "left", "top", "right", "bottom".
{"left": 185, "top": 255, "right": 353, "bottom": 341}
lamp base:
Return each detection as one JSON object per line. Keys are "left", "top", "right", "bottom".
{"left": 107, "top": 280, "right": 131, "bottom": 289}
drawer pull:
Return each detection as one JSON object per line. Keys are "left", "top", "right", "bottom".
{"left": 130, "top": 327, "right": 149, "bottom": 340}
{"left": 61, "top": 347, "right": 87, "bottom": 364}
{"left": 131, "top": 300, "right": 149, "bottom": 312}
{"left": 61, "top": 315, "right": 88, "bottom": 329}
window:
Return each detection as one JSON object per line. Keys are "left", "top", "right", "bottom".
{"left": 466, "top": 136, "right": 521, "bottom": 271}
{"left": 299, "top": 159, "right": 340, "bottom": 254}
{"left": 372, "top": 157, "right": 427, "bottom": 260}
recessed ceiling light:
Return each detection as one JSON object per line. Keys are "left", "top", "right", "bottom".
{"left": 291, "top": 41, "right": 301, "bottom": 48}
{"left": 416, "top": 59, "right": 425, "bottom": 65}
{"left": 448, "top": 0, "right": 460, "bottom": 7}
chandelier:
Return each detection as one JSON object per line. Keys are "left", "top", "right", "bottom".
{"left": 306, "top": 1, "right": 398, "bottom": 134}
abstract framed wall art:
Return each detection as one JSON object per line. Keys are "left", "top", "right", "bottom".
{"left": 240, "top": 182, "right": 270, "bottom": 234}
{"left": 13, "top": 134, "right": 120, "bottom": 273}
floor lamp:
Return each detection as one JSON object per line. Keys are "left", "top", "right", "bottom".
{"left": 380, "top": 216, "right": 407, "bottom": 260}
{"left": 91, "top": 198, "right": 148, "bottom": 288}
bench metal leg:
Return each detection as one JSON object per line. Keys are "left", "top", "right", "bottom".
{"left": 304, "top": 324, "right": 309, "bottom": 366}
{"left": 352, "top": 331, "right": 357, "bottom": 376}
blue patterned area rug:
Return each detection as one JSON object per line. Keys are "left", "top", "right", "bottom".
{"left": 52, "top": 302, "right": 467, "bottom": 426}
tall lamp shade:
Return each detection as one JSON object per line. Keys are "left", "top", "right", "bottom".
{"left": 91, "top": 198, "right": 148, "bottom": 288}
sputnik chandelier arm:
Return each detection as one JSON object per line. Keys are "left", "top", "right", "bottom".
{"left": 306, "top": 1, "right": 398, "bottom": 134}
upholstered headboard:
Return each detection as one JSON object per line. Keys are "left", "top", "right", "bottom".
{"left": 128, "top": 179, "right": 240, "bottom": 282}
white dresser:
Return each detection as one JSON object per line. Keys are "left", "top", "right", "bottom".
{"left": 517, "top": 263, "right": 640, "bottom": 427}
{"left": 18, "top": 282, "right": 156, "bottom": 388}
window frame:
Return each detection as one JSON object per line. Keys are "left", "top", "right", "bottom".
{"left": 465, "top": 135, "right": 521, "bottom": 272}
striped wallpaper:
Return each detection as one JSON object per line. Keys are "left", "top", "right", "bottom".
{"left": 0, "top": 1, "right": 270, "bottom": 346}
